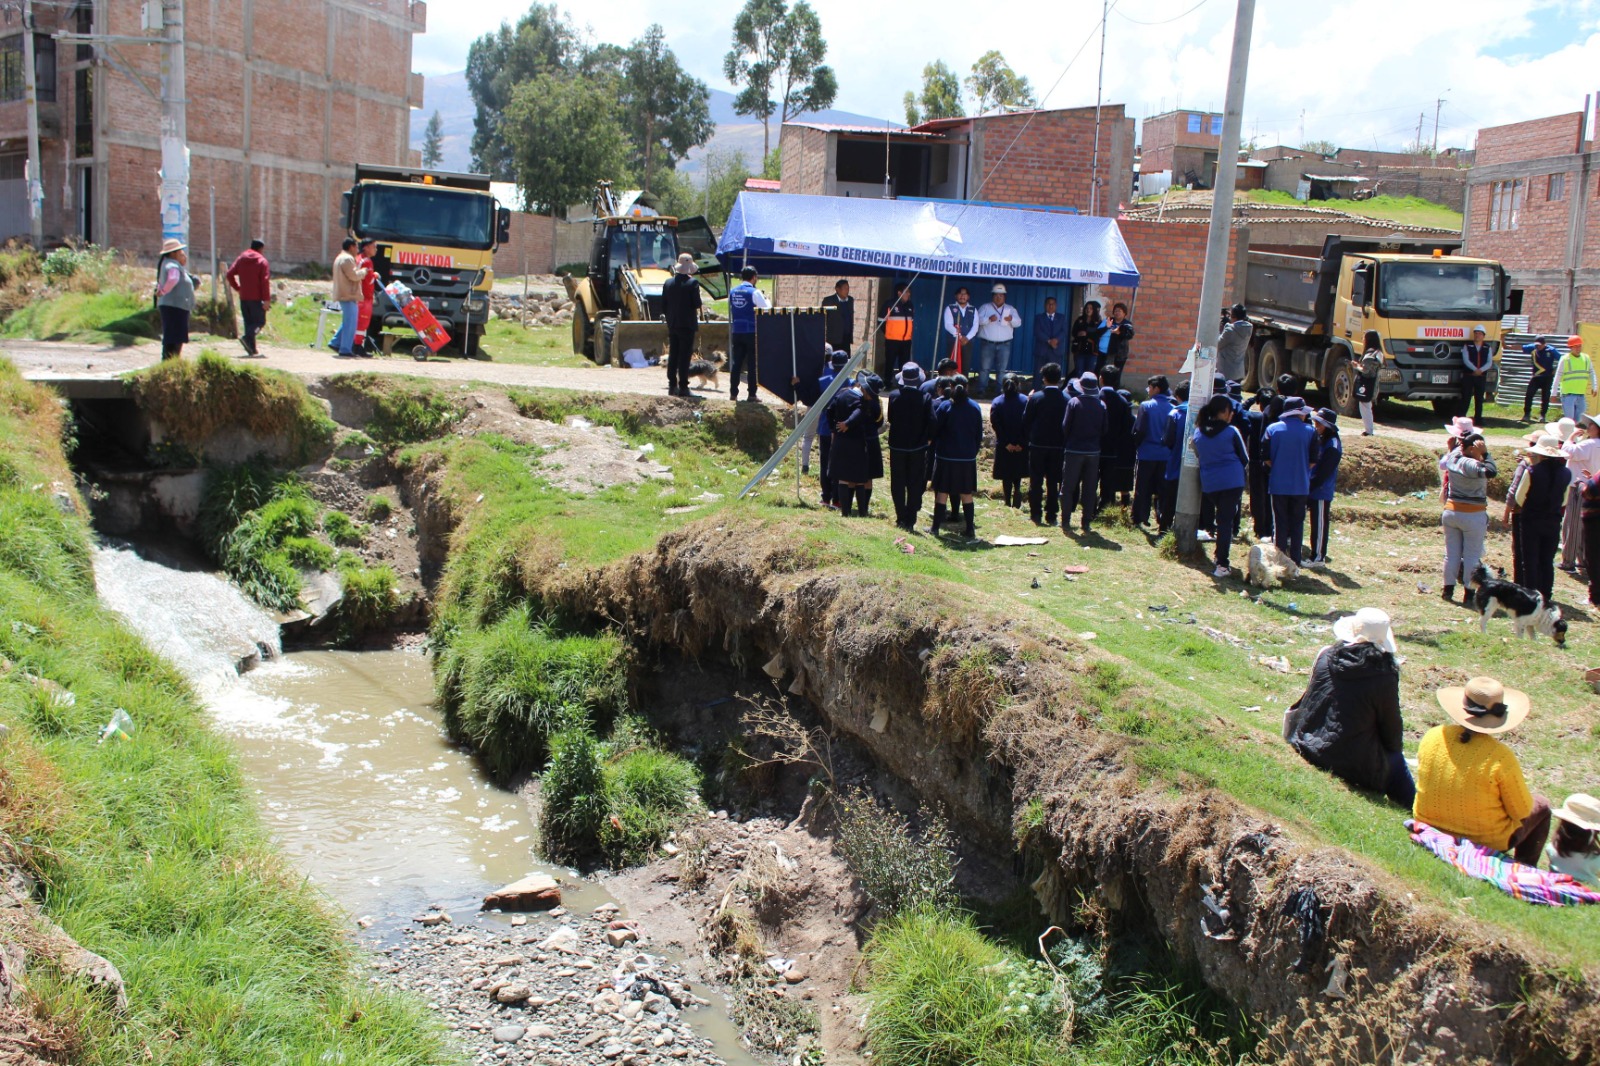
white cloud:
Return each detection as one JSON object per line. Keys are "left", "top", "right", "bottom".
{"left": 411, "top": 0, "right": 1600, "bottom": 150}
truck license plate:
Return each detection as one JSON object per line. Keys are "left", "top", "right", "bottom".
{"left": 1431, "top": 373, "right": 1451, "bottom": 384}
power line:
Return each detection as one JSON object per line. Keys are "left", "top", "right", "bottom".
{"left": 1113, "top": 0, "right": 1213, "bottom": 26}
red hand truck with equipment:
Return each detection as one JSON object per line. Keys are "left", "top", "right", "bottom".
{"left": 383, "top": 280, "right": 451, "bottom": 361}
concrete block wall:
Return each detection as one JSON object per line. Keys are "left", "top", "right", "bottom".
{"left": 493, "top": 211, "right": 556, "bottom": 277}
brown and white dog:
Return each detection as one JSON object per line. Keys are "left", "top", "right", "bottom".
{"left": 687, "top": 350, "right": 726, "bottom": 391}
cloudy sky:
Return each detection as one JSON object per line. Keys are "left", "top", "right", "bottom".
{"left": 412, "top": 0, "right": 1600, "bottom": 150}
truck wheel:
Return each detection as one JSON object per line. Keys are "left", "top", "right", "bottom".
{"left": 573, "top": 308, "right": 594, "bottom": 361}
{"left": 1432, "top": 399, "right": 1459, "bottom": 417}
{"left": 597, "top": 316, "right": 617, "bottom": 366}
{"left": 1258, "top": 339, "right": 1286, "bottom": 388}
{"left": 1241, "top": 344, "right": 1260, "bottom": 391}
{"left": 1327, "top": 359, "right": 1359, "bottom": 417}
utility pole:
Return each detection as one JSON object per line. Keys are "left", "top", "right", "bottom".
{"left": 1415, "top": 112, "right": 1424, "bottom": 153}
{"left": 158, "top": 0, "right": 189, "bottom": 246}
{"left": 1089, "top": 0, "right": 1109, "bottom": 216}
{"left": 1173, "top": 0, "right": 1255, "bottom": 558}
{"left": 20, "top": 0, "right": 44, "bottom": 247}
{"left": 1432, "top": 97, "right": 1444, "bottom": 155}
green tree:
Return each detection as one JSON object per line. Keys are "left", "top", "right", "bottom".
{"left": 761, "top": 147, "right": 782, "bottom": 181}
{"left": 724, "top": 0, "right": 838, "bottom": 159}
{"left": 504, "top": 73, "right": 631, "bottom": 216}
{"left": 622, "top": 25, "right": 715, "bottom": 193}
{"left": 661, "top": 149, "right": 751, "bottom": 228}
{"left": 965, "top": 50, "right": 1035, "bottom": 115}
{"left": 465, "top": 3, "right": 580, "bottom": 179}
{"left": 904, "top": 60, "right": 963, "bottom": 126}
{"left": 421, "top": 111, "right": 445, "bottom": 169}
{"left": 1299, "top": 138, "right": 1338, "bottom": 157}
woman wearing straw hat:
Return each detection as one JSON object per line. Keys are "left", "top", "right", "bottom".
{"left": 1559, "top": 413, "right": 1600, "bottom": 574}
{"left": 1283, "top": 608, "right": 1414, "bottom": 806}
{"left": 1439, "top": 430, "right": 1497, "bottom": 604}
{"left": 1414, "top": 678, "right": 1550, "bottom": 866}
{"left": 1511, "top": 434, "right": 1571, "bottom": 603}
{"left": 1548, "top": 794, "right": 1600, "bottom": 886}
{"left": 153, "top": 237, "right": 195, "bottom": 361}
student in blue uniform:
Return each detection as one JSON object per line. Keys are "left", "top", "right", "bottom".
{"left": 1060, "top": 372, "right": 1107, "bottom": 534}
{"left": 1306, "top": 407, "right": 1344, "bottom": 568}
{"left": 727, "top": 266, "right": 771, "bottom": 401}
{"left": 815, "top": 349, "right": 847, "bottom": 509}
{"left": 929, "top": 379, "right": 983, "bottom": 539}
{"left": 1159, "top": 380, "right": 1191, "bottom": 534}
{"left": 990, "top": 374, "right": 1028, "bottom": 509}
{"left": 1132, "top": 375, "right": 1173, "bottom": 528}
{"left": 1264, "top": 397, "right": 1320, "bottom": 566}
{"left": 1097, "top": 366, "right": 1136, "bottom": 509}
{"left": 1192, "top": 395, "right": 1250, "bottom": 578}
{"left": 887, "top": 363, "right": 933, "bottom": 531}
{"left": 1022, "top": 363, "right": 1068, "bottom": 526}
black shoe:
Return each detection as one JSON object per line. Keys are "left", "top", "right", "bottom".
{"left": 1441, "top": 585, "right": 1454, "bottom": 603}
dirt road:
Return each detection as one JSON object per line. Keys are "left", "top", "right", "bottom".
{"left": 1, "top": 338, "right": 779, "bottom": 406}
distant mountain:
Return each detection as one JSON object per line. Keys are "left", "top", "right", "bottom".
{"left": 410, "top": 73, "right": 894, "bottom": 181}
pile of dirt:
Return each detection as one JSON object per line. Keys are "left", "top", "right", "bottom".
{"left": 452, "top": 391, "right": 672, "bottom": 494}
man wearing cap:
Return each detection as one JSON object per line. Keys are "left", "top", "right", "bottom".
{"left": 1414, "top": 678, "right": 1548, "bottom": 867}
{"left": 1557, "top": 336, "right": 1595, "bottom": 422}
{"left": 1263, "top": 397, "right": 1320, "bottom": 565}
{"left": 661, "top": 253, "right": 702, "bottom": 398}
{"left": 975, "top": 284, "right": 1022, "bottom": 396}
{"left": 886, "top": 363, "right": 932, "bottom": 531}
{"left": 1459, "top": 325, "right": 1494, "bottom": 422}
{"left": 1060, "top": 372, "right": 1107, "bottom": 534}
{"left": 1520, "top": 336, "right": 1558, "bottom": 424}
{"left": 1216, "top": 303, "right": 1253, "bottom": 384}
{"left": 820, "top": 279, "right": 855, "bottom": 355}
{"left": 881, "top": 282, "right": 914, "bottom": 367}
{"left": 728, "top": 266, "right": 770, "bottom": 402}
{"left": 1283, "top": 608, "right": 1413, "bottom": 806}
{"left": 225, "top": 238, "right": 271, "bottom": 358}
{"left": 330, "top": 237, "right": 369, "bottom": 359}
{"left": 942, "top": 288, "right": 978, "bottom": 373}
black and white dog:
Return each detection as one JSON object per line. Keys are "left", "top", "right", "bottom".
{"left": 686, "top": 350, "right": 726, "bottom": 391}
{"left": 1468, "top": 564, "right": 1568, "bottom": 646}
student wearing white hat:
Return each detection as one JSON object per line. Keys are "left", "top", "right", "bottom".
{"left": 1548, "top": 794, "right": 1600, "bottom": 886}
{"left": 1282, "top": 608, "right": 1414, "bottom": 805}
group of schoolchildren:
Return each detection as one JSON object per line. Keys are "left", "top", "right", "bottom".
{"left": 800, "top": 344, "right": 1345, "bottom": 575}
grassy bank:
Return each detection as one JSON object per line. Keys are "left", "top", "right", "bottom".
{"left": 1242, "top": 190, "right": 1464, "bottom": 230}
{"left": 0, "top": 356, "right": 453, "bottom": 1064}
{"left": 391, "top": 382, "right": 1597, "bottom": 973}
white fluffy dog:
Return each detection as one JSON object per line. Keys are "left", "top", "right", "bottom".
{"left": 1246, "top": 541, "right": 1300, "bottom": 589}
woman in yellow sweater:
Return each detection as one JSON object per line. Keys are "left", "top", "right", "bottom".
{"left": 1413, "top": 677, "right": 1551, "bottom": 866}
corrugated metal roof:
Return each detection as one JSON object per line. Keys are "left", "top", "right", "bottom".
{"left": 783, "top": 121, "right": 930, "bottom": 137}
{"left": 1302, "top": 173, "right": 1368, "bottom": 182}
{"left": 744, "top": 178, "right": 781, "bottom": 192}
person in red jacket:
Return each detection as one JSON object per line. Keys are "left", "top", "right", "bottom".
{"left": 354, "top": 236, "right": 379, "bottom": 357}
{"left": 224, "top": 239, "right": 271, "bottom": 357}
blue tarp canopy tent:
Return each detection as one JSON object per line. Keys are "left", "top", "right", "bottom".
{"left": 716, "top": 192, "right": 1141, "bottom": 288}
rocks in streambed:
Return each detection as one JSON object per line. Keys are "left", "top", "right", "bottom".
{"left": 482, "top": 872, "right": 562, "bottom": 911}
{"left": 365, "top": 902, "right": 725, "bottom": 1066}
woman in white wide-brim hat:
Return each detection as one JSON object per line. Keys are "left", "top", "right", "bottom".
{"left": 1560, "top": 413, "right": 1600, "bottom": 574}
{"left": 1282, "top": 608, "right": 1413, "bottom": 805}
{"left": 1413, "top": 677, "right": 1550, "bottom": 866}
{"left": 154, "top": 237, "right": 194, "bottom": 361}
{"left": 1548, "top": 793, "right": 1600, "bottom": 886}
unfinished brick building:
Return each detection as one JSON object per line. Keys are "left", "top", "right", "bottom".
{"left": 1463, "top": 108, "right": 1599, "bottom": 332}
{"left": 0, "top": 0, "right": 425, "bottom": 267}
{"left": 1139, "top": 108, "right": 1222, "bottom": 186}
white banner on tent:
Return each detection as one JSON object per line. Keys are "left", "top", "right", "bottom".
{"left": 769, "top": 240, "right": 1108, "bottom": 283}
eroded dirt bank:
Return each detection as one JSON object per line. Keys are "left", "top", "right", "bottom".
{"left": 395, "top": 490, "right": 1599, "bottom": 1065}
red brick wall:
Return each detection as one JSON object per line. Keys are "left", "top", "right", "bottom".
{"left": 1100, "top": 219, "right": 1241, "bottom": 378}
{"left": 974, "top": 107, "right": 1134, "bottom": 214}
{"left": 779, "top": 126, "right": 830, "bottom": 196}
{"left": 1138, "top": 111, "right": 1222, "bottom": 175}
{"left": 494, "top": 212, "right": 556, "bottom": 276}
{"left": 1475, "top": 113, "right": 1586, "bottom": 165}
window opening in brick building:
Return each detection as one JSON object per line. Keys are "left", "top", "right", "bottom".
{"left": 0, "top": 152, "right": 23, "bottom": 181}
{"left": 73, "top": 67, "right": 92, "bottom": 158}
{"left": 1548, "top": 173, "right": 1565, "bottom": 201}
{"left": 1508, "top": 289, "right": 1524, "bottom": 316}
{"left": 73, "top": 2, "right": 92, "bottom": 62}
{"left": 0, "top": 33, "right": 56, "bottom": 103}
{"left": 1488, "top": 179, "right": 1524, "bottom": 231}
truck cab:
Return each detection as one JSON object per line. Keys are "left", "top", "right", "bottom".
{"left": 343, "top": 165, "right": 511, "bottom": 358}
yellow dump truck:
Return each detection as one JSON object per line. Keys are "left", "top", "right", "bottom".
{"left": 565, "top": 183, "right": 726, "bottom": 365}
{"left": 342, "top": 164, "right": 511, "bottom": 358}
{"left": 1243, "top": 235, "right": 1507, "bottom": 416}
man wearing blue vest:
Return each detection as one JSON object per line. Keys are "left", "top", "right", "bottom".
{"left": 942, "top": 287, "right": 978, "bottom": 373}
{"left": 728, "top": 266, "right": 771, "bottom": 402}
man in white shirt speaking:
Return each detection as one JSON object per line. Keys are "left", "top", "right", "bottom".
{"left": 976, "top": 283, "right": 1022, "bottom": 396}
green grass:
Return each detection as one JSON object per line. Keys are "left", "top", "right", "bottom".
{"left": 326, "top": 375, "right": 464, "bottom": 444}
{"left": 0, "top": 290, "right": 157, "bottom": 346}
{"left": 128, "top": 352, "right": 336, "bottom": 465}
{"left": 1243, "top": 189, "right": 1463, "bottom": 231}
{"left": 0, "top": 355, "right": 453, "bottom": 1064}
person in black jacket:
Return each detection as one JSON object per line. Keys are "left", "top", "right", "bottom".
{"left": 1516, "top": 435, "right": 1573, "bottom": 602}
{"left": 1021, "top": 363, "right": 1068, "bottom": 525}
{"left": 887, "top": 363, "right": 933, "bottom": 531}
{"left": 826, "top": 377, "right": 870, "bottom": 516}
{"left": 990, "top": 375, "right": 1028, "bottom": 508}
{"left": 1061, "top": 372, "right": 1107, "bottom": 534}
{"left": 1097, "top": 366, "right": 1136, "bottom": 508}
{"left": 821, "top": 279, "right": 855, "bottom": 353}
{"left": 1283, "top": 609, "right": 1414, "bottom": 806}
{"left": 661, "top": 254, "right": 702, "bottom": 397}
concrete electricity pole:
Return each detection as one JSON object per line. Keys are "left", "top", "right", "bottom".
{"left": 1172, "top": 0, "right": 1255, "bottom": 558}
{"left": 157, "top": 0, "right": 189, "bottom": 245}
{"left": 20, "top": 0, "right": 44, "bottom": 246}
